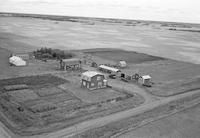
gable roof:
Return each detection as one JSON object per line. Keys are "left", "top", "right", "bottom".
{"left": 82, "top": 71, "right": 103, "bottom": 77}
{"left": 9, "top": 56, "right": 26, "bottom": 66}
{"left": 82, "top": 71, "right": 103, "bottom": 81}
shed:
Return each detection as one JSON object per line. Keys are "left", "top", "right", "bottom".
{"left": 9, "top": 56, "right": 27, "bottom": 66}
{"left": 98, "top": 65, "right": 121, "bottom": 74}
{"left": 60, "top": 58, "right": 81, "bottom": 70}
{"left": 81, "top": 71, "right": 107, "bottom": 90}
{"left": 141, "top": 75, "right": 151, "bottom": 87}
{"left": 118, "top": 60, "right": 127, "bottom": 68}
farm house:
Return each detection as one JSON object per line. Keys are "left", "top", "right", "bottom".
{"left": 9, "top": 56, "right": 27, "bottom": 66}
{"left": 98, "top": 65, "right": 121, "bottom": 74}
{"left": 81, "top": 71, "right": 107, "bottom": 90}
{"left": 60, "top": 58, "right": 81, "bottom": 70}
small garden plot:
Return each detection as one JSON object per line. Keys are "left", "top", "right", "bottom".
{"left": 35, "top": 87, "right": 64, "bottom": 97}
{"left": 8, "top": 89, "right": 39, "bottom": 102}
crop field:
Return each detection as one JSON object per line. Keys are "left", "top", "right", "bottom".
{"left": 0, "top": 74, "right": 144, "bottom": 136}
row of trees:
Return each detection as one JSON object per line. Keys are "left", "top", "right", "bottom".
{"left": 33, "top": 47, "right": 74, "bottom": 60}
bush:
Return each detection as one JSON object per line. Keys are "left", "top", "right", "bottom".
{"left": 33, "top": 47, "right": 74, "bottom": 60}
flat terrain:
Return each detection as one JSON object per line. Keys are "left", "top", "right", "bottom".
{"left": 0, "top": 14, "right": 200, "bottom": 138}
{"left": 0, "top": 73, "right": 144, "bottom": 136}
{"left": 118, "top": 103, "right": 200, "bottom": 138}
{"left": 0, "top": 15, "right": 200, "bottom": 64}
{"left": 85, "top": 50, "right": 165, "bottom": 64}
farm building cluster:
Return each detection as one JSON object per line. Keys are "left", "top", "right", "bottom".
{"left": 8, "top": 52, "right": 152, "bottom": 90}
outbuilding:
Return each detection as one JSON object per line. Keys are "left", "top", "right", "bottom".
{"left": 60, "top": 58, "right": 81, "bottom": 70}
{"left": 81, "top": 71, "right": 107, "bottom": 90}
{"left": 118, "top": 60, "right": 127, "bottom": 68}
{"left": 140, "top": 75, "right": 152, "bottom": 87}
{"left": 98, "top": 65, "right": 121, "bottom": 74}
{"left": 9, "top": 56, "right": 27, "bottom": 66}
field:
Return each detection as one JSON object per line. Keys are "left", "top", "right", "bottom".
{"left": 0, "top": 13, "right": 200, "bottom": 138}
{"left": 0, "top": 14, "right": 200, "bottom": 64}
{"left": 118, "top": 102, "right": 200, "bottom": 138}
{"left": 85, "top": 50, "right": 165, "bottom": 64}
{"left": 0, "top": 74, "right": 144, "bottom": 136}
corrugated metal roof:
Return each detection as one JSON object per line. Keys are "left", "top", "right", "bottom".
{"left": 99, "top": 65, "right": 120, "bottom": 72}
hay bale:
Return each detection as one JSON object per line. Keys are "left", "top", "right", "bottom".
{"left": 4, "top": 84, "right": 28, "bottom": 91}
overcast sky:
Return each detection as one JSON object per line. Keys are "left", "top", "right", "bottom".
{"left": 0, "top": 0, "right": 200, "bottom": 23}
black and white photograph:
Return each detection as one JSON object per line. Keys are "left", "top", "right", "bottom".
{"left": 0, "top": 0, "right": 200, "bottom": 137}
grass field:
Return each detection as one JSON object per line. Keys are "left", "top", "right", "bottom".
{"left": 0, "top": 15, "right": 200, "bottom": 64}
{"left": 118, "top": 101, "right": 200, "bottom": 138}
{"left": 85, "top": 50, "right": 165, "bottom": 64}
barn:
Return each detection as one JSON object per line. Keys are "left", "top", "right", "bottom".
{"left": 60, "top": 58, "right": 81, "bottom": 70}
{"left": 9, "top": 56, "right": 27, "bottom": 66}
{"left": 81, "top": 71, "right": 107, "bottom": 90}
{"left": 98, "top": 65, "right": 121, "bottom": 74}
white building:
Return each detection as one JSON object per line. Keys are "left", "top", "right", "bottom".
{"left": 9, "top": 56, "right": 27, "bottom": 66}
{"left": 118, "top": 60, "right": 127, "bottom": 68}
{"left": 140, "top": 75, "right": 151, "bottom": 87}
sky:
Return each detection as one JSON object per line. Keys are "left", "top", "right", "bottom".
{"left": 0, "top": 0, "right": 200, "bottom": 23}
